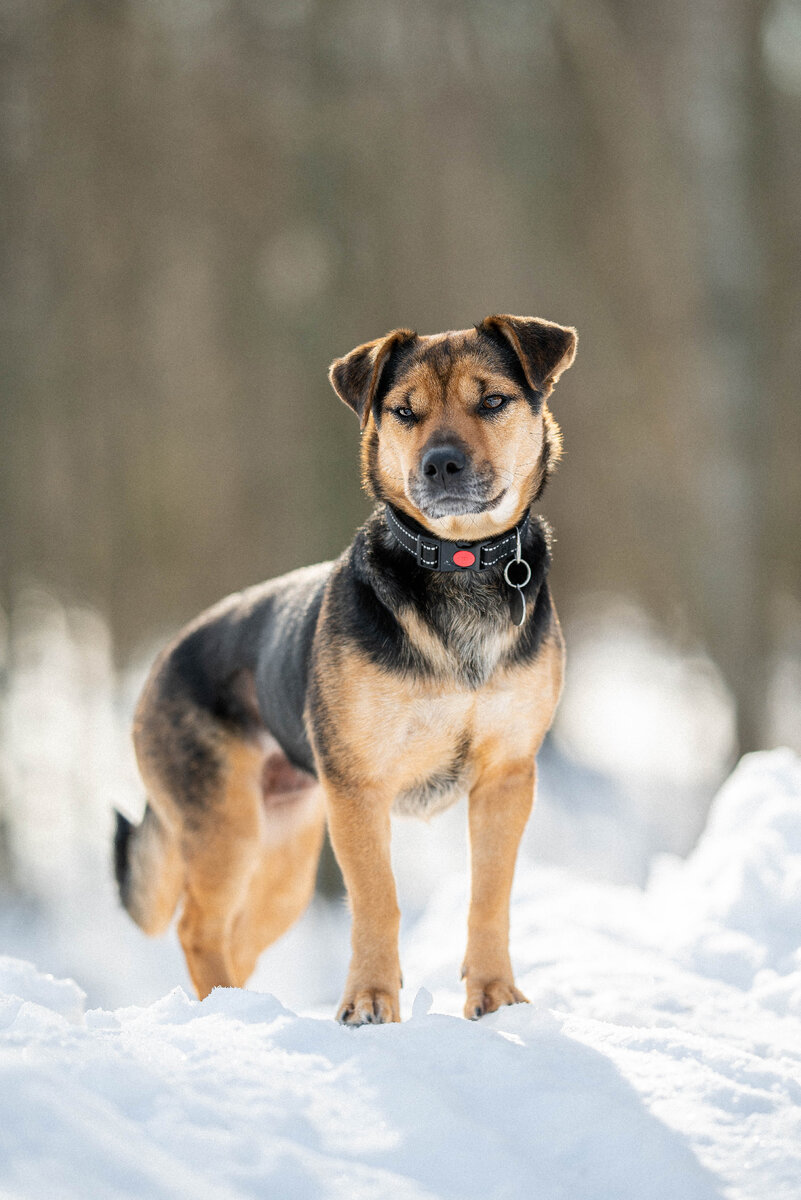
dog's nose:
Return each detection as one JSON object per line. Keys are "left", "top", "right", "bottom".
{"left": 421, "top": 444, "right": 467, "bottom": 486}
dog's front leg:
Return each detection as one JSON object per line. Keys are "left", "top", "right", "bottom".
{"left": 462, "top": 759, "right": 535, "bottom": 1019}
{"left": 324, "top": 783, "right": 401, "bottom": 1025}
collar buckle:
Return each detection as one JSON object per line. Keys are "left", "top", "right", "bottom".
{"left": 416, "top": 533, "right": 483, "bottom": 572}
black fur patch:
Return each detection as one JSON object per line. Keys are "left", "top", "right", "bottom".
{"left": 364, "top": 426, "right": 382, "bottom": 495}
{"left": 322, "top": 554, "right": 429, "bottom": 680}
{"left": 325, "top": 510, "right": 555, "bottom": 688}
{"left": 304, "top": 688, "right": 359, "bottom": 793}
{"left": 476, "top": 325, "right": 544, "bottom": 413}
{"left": 114, "top": 810, "right": 134, "bottom": 908}
{"left": 370, "top": 339, "right": 421, "bottom": 426}
{"left": 151, "top": 703, "right": 224, "bottom": 811}
{"left": 418, "top": 336, "right": 455, "bottom": 387}
{"left": 162, "top": 636, "right": 261, "bottom": 734}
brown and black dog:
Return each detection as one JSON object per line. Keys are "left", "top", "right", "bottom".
{"left": 115, "top": 314, "right": 577, "bottom": 1024}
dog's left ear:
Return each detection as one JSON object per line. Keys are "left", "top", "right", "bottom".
{"left": 480, "top": 314, "right": 577, "bottom": 395}
{"left": 329, "top": 328, "right": 417, "bottom": 429}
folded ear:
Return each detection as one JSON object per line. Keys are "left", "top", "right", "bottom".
{"left": 329, "top": 328, "right": 417, "bottom": 428}
{"left": 479, "top": 314, "right": 577, "bottom": 395}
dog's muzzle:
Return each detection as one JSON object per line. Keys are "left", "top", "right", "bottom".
{"left": 410, "top": 443, "right": 500, "bottom": 519}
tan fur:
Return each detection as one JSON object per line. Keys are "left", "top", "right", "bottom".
{"left": 133, "top": 716, "right": 325, "bottom": 1000}
{"left": 312, "top": 625, "right": 564, "bottom": 1021}
{"left": 230, "top": 806, "right": 326, "bottom": 987}
{"left": 121, "top": 805, "right": 184, "bottom": 936}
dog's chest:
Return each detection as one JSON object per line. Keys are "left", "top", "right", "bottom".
{"left": 392, "top": 725, "right": 471, "bottom": 819}
{"left": 384, "top": 644, "right": 562, "bottom": 816}
{"left": 401, "top": 601, "right": 516, "bottom": 690}
{"left": 384, "top": 681, "right": 520, "bottom": 819}
{"left": 314, "top": 593, "right": 563, "bottom": 808}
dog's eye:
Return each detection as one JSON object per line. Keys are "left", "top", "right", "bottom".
{"left": 394, "top": 406, "right": 416, "bottom": 422}
{"left": 479, "top": 394, "right": 508, "bottom": 412}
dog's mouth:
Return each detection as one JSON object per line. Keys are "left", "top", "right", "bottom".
{"left": 412, "top": 487, "right": 508, "bottom": 520}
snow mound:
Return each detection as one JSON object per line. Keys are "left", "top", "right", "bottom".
{"left": 0, "top": 956, "right": 86, "bottom": 1029}
{"left": 0, "top": 974, "right": 722, "bottom": 1200}
{"left": 650, "top": 748, "right": 801, "bottom": 999}
{"left": 1, "top": 751, "right": 800, "bottom": 1199}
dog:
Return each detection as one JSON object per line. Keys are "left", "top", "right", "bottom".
{"left": 115, "top": 314, "right": 577, "bottom": 1024}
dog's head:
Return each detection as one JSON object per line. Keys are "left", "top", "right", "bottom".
{"left": 329, "top": 315, "right": 577, "bottom": 540}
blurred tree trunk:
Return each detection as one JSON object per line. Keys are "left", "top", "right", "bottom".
{"left": 686, "top": 0, "right": 780, "bottom": 753}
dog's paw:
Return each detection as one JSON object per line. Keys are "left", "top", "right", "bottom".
{"left": 464, "top": 978, "right": 528, "bottom": 1020}
{"left": 337, "top": 988, "right": 400, "bottom": 1026}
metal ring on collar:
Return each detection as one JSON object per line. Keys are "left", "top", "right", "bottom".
{"left": 504, "top": 557, "right": 532, "bottom": 589}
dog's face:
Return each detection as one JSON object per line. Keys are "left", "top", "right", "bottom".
{"left": 329, "top": 315, "right": 577, "bottom": 541}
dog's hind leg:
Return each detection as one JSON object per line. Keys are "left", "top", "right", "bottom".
{"left": 228, "top": 751, "right": 326, "bottom": 988}
{"left": 177, "top": 740, "right": 265, "bottom": 998}
{"left": 133, "top": 682, "right": 325, "bottom": 997}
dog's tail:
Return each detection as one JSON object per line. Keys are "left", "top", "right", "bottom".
{"left": 114, "top": 804, "right": 183, "bottom": 935}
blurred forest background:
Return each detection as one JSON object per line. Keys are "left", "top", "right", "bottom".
{"left": 1, "top": 0, "right": 800, "bottom": 997}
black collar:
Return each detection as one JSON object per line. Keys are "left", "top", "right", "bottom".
{"left": 385, "top": 504, "right": 529, "bottom": 573}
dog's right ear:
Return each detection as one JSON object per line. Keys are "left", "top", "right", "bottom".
{"left": 329, "top": 328, "right": 416, "bottom": 429}
{"left": 479, "top": 314, "right": 577, "bottom": 396}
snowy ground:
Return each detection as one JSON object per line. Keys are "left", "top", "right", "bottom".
{"left": 2, "top": 749, "right": 801, "bottom": 1199}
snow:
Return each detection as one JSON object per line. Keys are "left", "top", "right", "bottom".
{"left": 2, "top": 750, "right": 801, "bottom": 1198}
